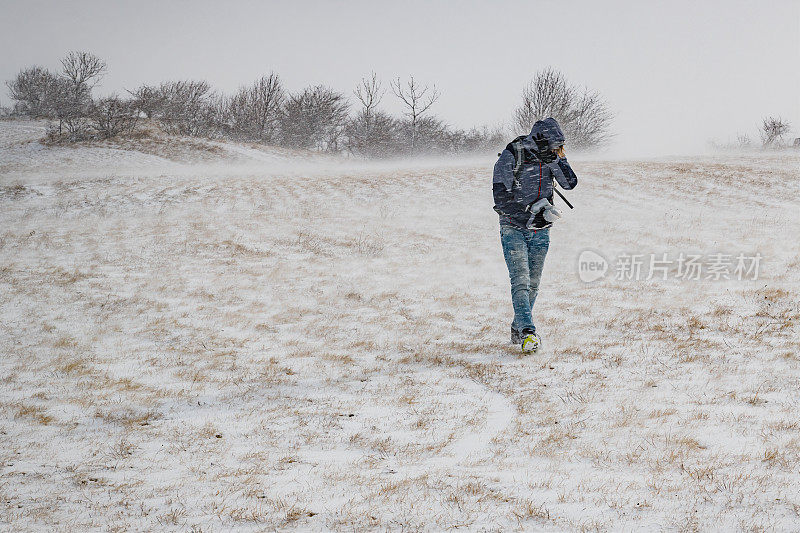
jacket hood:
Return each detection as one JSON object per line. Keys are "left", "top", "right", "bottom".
{"left": 524, "top": 117, "right": 565, "bottom": 152}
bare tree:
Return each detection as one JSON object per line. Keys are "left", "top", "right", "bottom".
{"left": 56, "top": 51, "right": 107, "bottom": 136}
{"left": 61, "top": 51, "right": 106, "bottom": 92}
{"left": 6, "top": 66, "right": 65, "bottom": 118}
{"left": 760, "top": 116, "right": 791, "bottom": 148}
{"left": 226, "top": 73, "right": 285, "bottom": 142}
{"left": 347, "top": 73, "right": 391, "bottom": 156}
{"left": 355, "top": 72, "right": 385, "bottom": 120}
{"left": 391, "top": 76, "right": 439, "bottom": 152}
{"left": 515, "top": 68, "right": 573, "bottom": 132}
{"left": 281, "top": 85, "right": 349, "bottom": 152}
{"left": 89, "top": 96, "right": 138, "bottom": 138}
{"left": 566, "top": 90, "right": 612, "bottom": 150}
{"left": 515, "top": 67, "right": 612, "bottom": 150}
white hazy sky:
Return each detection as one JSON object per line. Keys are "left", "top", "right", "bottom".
{"left": 1, "top": 0, "right": 798, "bottom": 156}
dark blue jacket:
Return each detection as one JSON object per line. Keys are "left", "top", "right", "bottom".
{"left": 493, "top": 118, "right": 578, "bottom": 229}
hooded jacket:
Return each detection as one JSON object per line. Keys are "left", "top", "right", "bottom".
{"left": 492, "top": 118, "right": 578, "bottom": 229}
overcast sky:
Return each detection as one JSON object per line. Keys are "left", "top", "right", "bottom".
{"left": 1, "top": 0, "right": 798, "bottom": 156}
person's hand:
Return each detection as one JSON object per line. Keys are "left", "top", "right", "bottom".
{"left": 555, "top": 146, "right": 566, "bottom": 158}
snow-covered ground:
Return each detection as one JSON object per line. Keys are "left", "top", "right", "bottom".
{"left": 1, "top": 120, "right": 799, "bottom": 531}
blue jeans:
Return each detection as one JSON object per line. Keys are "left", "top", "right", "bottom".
{"left": 500, "top": 225, "right": 550, "bottom": 333}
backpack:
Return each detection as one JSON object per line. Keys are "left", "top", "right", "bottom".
{"left": 499, "top": 136, "right": 538, "bottom": 183}
{"left": 498, "top": 137, "right": 574, "bottom": 209}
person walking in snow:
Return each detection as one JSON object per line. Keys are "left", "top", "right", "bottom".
{"left": 493, "top": 117, "right": 578, "bottom": 353}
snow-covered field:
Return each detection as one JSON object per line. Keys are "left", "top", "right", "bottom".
{"left": 2, "top": 120, "right": 799, "bottom": 531}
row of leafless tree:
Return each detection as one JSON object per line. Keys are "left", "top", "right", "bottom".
{"left": 6, "top": 51, "right": 616, "bottom": 154}
{"left": 123, "top": 72, "right": 503, "bottom": 156}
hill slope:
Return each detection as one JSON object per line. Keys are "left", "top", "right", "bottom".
{"left": 1, "top": 120, "right": 799, "bottom": 530}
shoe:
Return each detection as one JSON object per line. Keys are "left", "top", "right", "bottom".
{"left": 521, "top": 330, "right": 540, "bottom": 354}
{"left": 510, "top": 327, "right": 522, "bottom": 344}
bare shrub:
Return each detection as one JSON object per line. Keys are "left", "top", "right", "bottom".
{"left": 89, "top": 96, "right": 138, "bottom": 139}
{"left": 451, "top": 125, "right": 507, "bottom": 154}
{"left": 736, "top": 133, "right": 752, "bottom": 148}
{"left": 157, "top": 80, "right": 214, "bottom": 136}
{"left": 514, "top": 67, "right": 612, "bottom": 150}
{"left": 759, "top": 116, "right": 791, "bottom": 148}
{"left": 128, "top": 84, "right": 166, "bottom": 119}
{"left": 225, "top": 73, "right": 285, "bottom": 142}
{"left": 281, "top": 85, "right": 349, "bottom": 152}
{"left": 396, "top": 115, "right": 450, "bottom": 155}
{"left": 197, "top": 94, "right": 229, "bottom": 138}
{"left": 346, "top": 109, "right": 398, "bottom": 158}
{"left": 129, "top": 79, "right": 269, "bottom": 139}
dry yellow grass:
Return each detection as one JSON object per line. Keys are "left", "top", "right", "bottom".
{"left": 1, "top": 135, "right": 799, "bottom": 530}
